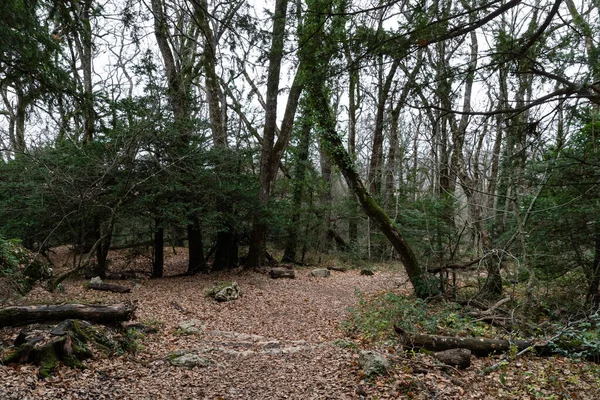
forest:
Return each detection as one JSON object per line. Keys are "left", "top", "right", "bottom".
{"left": 1, "top": 0, "right": 600, "bottom": 398}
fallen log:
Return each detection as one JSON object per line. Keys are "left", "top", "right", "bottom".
{"left": 269, "top": 268, "right": 295, "bottom": 279}
{"left": 88, "top": 282, "right": 132, "bottom": 293}
{"left": 0, "top": 304, "right": 135, "bottom": 328}
{"left": 326, "top": 266, "right": 348, "bottom": 272}
{"left": 395, "top": 325, "right": 535, "bottom": 357}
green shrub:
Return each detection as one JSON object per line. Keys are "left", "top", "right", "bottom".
{"left": 0, "top": 235, "right": 52, "bottom": 294}
{"left": 343, "top": 291, "right": 496, "bottom": 342}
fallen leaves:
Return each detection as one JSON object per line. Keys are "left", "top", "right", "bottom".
{"left": 1, "top": 249, "right": 599, "bottom": 398}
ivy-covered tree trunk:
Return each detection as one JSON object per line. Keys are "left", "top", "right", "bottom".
{"left": 313, "top": 97, "right": 437, "bottom": 298}
{"left": 300, "top": 0, "right": 437, "bottom": 298}
{"left": 282, "top": 118, "right": 312, "bottom": 263}
{"left": 343, "top": 41, "right": 359, "bottom": 247}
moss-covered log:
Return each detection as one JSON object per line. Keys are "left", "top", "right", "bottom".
{"left": 395, "top": 325, "right": 535, "bottom": 356}
{"left": 0, "top": 304, "right": 134, "bottom": 328}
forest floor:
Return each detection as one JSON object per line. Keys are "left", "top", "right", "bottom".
{"left": 1, "top": 246, "right": 599, "bottom": 399}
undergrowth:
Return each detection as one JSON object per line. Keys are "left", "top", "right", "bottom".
{"left": 342, "top": 290, "right": 497, "bottom": 343}
{"left": 343, "top": 289, "right": 600, "bottom": 362}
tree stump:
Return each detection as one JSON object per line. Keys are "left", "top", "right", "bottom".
{"left": 2, "top": 319, "right": 138, "bottom": 378}
{"left": 434, "top": 348, "right": 472, "bottom": 369}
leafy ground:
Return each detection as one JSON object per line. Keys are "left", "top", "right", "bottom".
{"left": 1, "top": 247, "right": 599, "bottom": 399}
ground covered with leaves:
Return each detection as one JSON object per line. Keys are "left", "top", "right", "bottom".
{"left": 1, "top": 247, "right": 599, "bottom": 399}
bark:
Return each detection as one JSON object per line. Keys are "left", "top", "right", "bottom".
{"left": 586, "top": 224, "right": 600, "bottom": 306}
{"left": 69, "top": 0, "right": 95, "bottom": 144}
{"left": 152, "top": 0, "right": 193, "bottom": 142}
{"left": 344, "top": 42, "right": 359, "bottom": 246}
{"left": 152, "top": 223, "right": 164, "bottom": 278}
{"left": 282, "top": 119, "right": 312, "bottom": 262}
{"left": 88, "top": 282, "right": 131, "bottom": 293}
{"left": 0, "top": 304, "right": 135, "bottom": 328}
{"left": 194, "top": 0, "right": 237, "bottom": 270}
{"left": 269, "top": 268, "right": 295, "bottom": 279}
{"left": 318, "top": 138, "right": 333, "bottom": 252}
{"left": 187, "top": 221, "right": 206, "bottom": 274}
{"left": 92, "top": 218, "right": 112, "bottom": 280}
{"left": 395, "top": 325, "right": 535, "bottom": 356}
{"left": 152, "top": 0, "right": 206, "bottom": 272}
{"left": 368, "top": 59, "right": 400, "bottom": 195}
{"left": 213, "top": 229, "right": 238, "bottom": 271}
{"left": 247, "top": 0, "right": 301, "bottom": 269}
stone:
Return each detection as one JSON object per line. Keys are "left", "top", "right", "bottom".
{"left": 214, "top": 282, "right": 241, "bottom": 302}
{"left": 262, "top": 341, "right": 281, "bottom": 349}
{"left": 89, "top": 276, "right": 103, "bottom": 285}
{"left": 169, "top": 352, "right": 210, "bottom": 368}
{"left": 358, "top": 350, "right": 390, "bottom": 377}
{"left": 178, "top": 319, "right": 204, "bottom": 335}
{"left": 311, "top": 268, "right": 331, "bottom": 278}
{"left": 434, "top": 348, "right": 471, "bottom": 369}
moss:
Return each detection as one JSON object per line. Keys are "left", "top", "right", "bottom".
{"left": 205, "top": 281, "right": 233, "bottom": 299}
{"left": 36, "top": 345, "right": 59, "bottom": 379}
{"left": 2, "top": 347, "right": 23, "bottom": 365}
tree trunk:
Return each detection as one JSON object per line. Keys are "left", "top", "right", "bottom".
{"left": 246, "top": 0, "right": 295, "bottom": 269}
{"left": 586, "top": 224, "right": 600, "bottom": 306}
{"left": 213, "top": 229, "right": 238, "bottom": 271}
{"left": 343, "top": 40, "right": 359, "bottom": 247}
{"left": 310, "top": 89, "right": 437, "bottom": 298}
{"left": 368, "top": 58, "right": 399, "bottom": 195}
{"left": 194, "top": 0, "right": 238, "bottom": 271}
{"left": 187, "top": 221, "right": 206, "bottom": 274}
{"left": 0, "top": 304, "right": 135, "bottom": 328}
{"left": 282, "top": 118, "right": 311, "bottom": 262}
{"left": 302, "top": 0, "right": 437, "bottom": 298}
{"left": 318, "top": 137, "right": 333, "bottom": 252}
{"left": 152, "top": 223, "right": 164, "bottom": 278}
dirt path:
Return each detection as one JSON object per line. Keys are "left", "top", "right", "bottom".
{"left": 1, "top": 268, "right": 404, "bottom": 399}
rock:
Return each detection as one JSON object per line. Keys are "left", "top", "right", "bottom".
{"left": 311, "top": 268, "right": 331, "bottom": 278}
{"left": 214, "top": 282, "right": 241, "bottom": 302}
{"left": 169, "top": 352, "right": 210, "bottom": 368}
{"left": 358, "top": 350, "right": 390, "bottom": 377}
{"left": 178, "top": 319, "right": 204, "bottom": 335}
{"left": 89, "top": 276, "right": 103, "bottom": 285}
{"left": 262, "top": 341, "right": 281, "bottom": 349}
{"left": 434, "top": 348, "right": 471, "bottom": 369}
{"left": 360, "top": 269, "right": 374, "bottom": 276}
